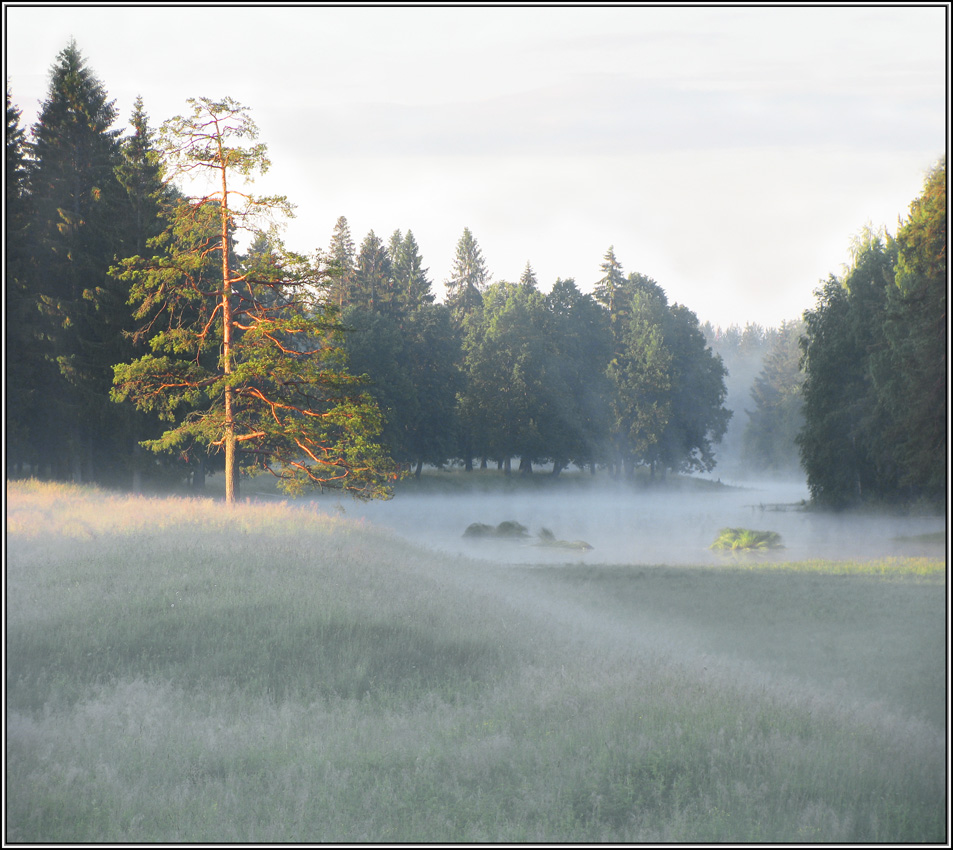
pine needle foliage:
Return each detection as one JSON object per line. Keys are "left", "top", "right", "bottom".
{"left": 111, "top": 98, "right": 394, "bottom": 500}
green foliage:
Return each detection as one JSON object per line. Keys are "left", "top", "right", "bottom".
{"left": 111, "top": 99, "right": 394, "bottom": 500}
{"left": 870, "top": 159, "right": 946, "bottom": 502}
{"left": 9, "top": 39, "right": 939, "bottom": 511}
{"left": 798, "top": 228, "right": 898, "bottom": 506}
{"left": 5, "top": 85, "right": 44, "bottom": 473}
{"left": 351, "top": 229, "right": 396, "bottom": 314}
{"left": 389, "top": 228, "right": 435, "bottom": 312}
{"left": 323, "top": 215, "right": 357, "bottom": 308}
{"left": 27, "top": 40, "right": 132, "bottom": 482}
{"left": 400, "top": 304, "right": 463, "bottom": 473}
{"left": 607, "top": 283, "right": 673, "bottom": 474}
{"left": 606, "top": 266, "right": 730, "bottom": 477}
{"left": 544, "top": 278, "right": 613, "bottom": 473}
{"left": 655, "top": 303, "right": 730, "bottom": 474}
{"left": 458, "top": 280, "right": 555, "bottom": 471}
{"left": 593, "top": 245, "right": 626, "bottom": 320}
{"left": 341, "top": 302, "right": 461, "bottom": 476}
{"left": 710, "top": 527, "right": 784, "bottom": 551}
{"left": 446, "top": 226, "right": 490, "bottom": 319}
{"left": 799, "top": 175, "right": 944, "bottom": 510}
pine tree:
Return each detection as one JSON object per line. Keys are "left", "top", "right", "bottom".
{"left": 112, "top": 98, "right": 393, "bottom": 502}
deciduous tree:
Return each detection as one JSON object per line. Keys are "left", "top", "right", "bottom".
{"left": 871, "top": 159, "right": 946, "bottom": 502}
{"left": 798, "top": 227, "right": 896, "bottom": 506}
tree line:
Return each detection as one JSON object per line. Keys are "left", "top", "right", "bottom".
{"left": 702, "top": 320, "right": 806, "bottom": 476}
{"left": 5, "top": 42, "right": 732, "bottom": 497}
{"left": 797, "top": 160, "right": 946, "bottom": 509}
{"left": 6, "top": 42, "right": 944, "bottom": 509}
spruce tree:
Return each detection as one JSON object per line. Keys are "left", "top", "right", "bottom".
{"left": 5, "top": 87, "right": 44, "bottom": 475}
{"left": 115, "top": 96, "right": 168, "bottom": 257}
{"left": 446, "top": 227, "right": 490, "bottom": 319}
{"left": 354, "top": 230, "right": 395, "bottom": 314}
{"left": 390, "top": 229, "right": 434, "bottom": 312}
{"left": 519, "top": 261, "right": 538, "bottom": 289}
{"left": 593, "top": 246, "right": 625, "bottom": 325}
{"left": 324, "top": 215, "right": 356, "bottom": 307}
{"left": 29, "top": 40, "right": 127, "bottom": 482}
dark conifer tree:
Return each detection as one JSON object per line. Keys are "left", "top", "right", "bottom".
{"left": 446, "top": 227, "right": 490, "bottom": 320}
{"left": 111, "top": 98, "right": 180, "bottom": 489}
{"left": 5, "top": 87, "right": 46, "bottom": 476}
{"left": 324, "top": 215, "right": 356, "bottom": 308}
{"left": 593, "top": 246, "right": 625, "bottom": 331}
{"left": 115, "top": 96, "right": 168, "bottom": 257}
{"left": 390, "top": 229, "right": 434, "bottom": 312}
{"left": 29, "top": 41, "right": 128, "bottom": 482}
{"left": 353, "top": 229, "right": 395, "bottom": 314}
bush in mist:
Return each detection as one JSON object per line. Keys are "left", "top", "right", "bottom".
{"left": 710, "top": 527, "right": 784, "bottom": 551}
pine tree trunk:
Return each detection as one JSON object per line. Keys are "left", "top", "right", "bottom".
{"left": 220, "top": 162, "right": 236, "bottom": 504}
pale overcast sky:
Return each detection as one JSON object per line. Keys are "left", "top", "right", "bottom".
{"left": 4, "top": 4, "right": 947, "bottom": 328}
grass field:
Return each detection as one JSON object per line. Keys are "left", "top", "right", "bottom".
{"left": 5, "top": 480, "right": 947, "bottom": 843}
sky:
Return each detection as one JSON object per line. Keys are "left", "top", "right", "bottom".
{"left": 4, "top": 4, "right": 947, "bottom": 328}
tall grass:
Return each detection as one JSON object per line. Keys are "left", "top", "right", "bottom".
{"left": 6, "top": 481, "right": 946, "bottom": 843}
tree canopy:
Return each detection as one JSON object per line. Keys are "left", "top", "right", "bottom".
{"left": 798, "top": 161, "right": 946, "bottom": 509}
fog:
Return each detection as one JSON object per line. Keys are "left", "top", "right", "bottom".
{"left": 329, "top": 475, "right": 946, "bottom": 566}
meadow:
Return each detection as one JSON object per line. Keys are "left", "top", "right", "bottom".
{"left": 5, "top": 479, "right": 947, "bottom": 843}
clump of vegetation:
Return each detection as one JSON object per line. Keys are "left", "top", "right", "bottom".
{"left": 537, "top": 527, "right": 594, "bottom": 551}
{"left": 710, "top": 527, "right": 784, "bottom": 551}
{"left": 463, "top": 520, "right": 529, "bottom": 539}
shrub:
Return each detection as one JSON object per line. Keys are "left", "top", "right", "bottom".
{"left": 710, "top": 527, "right": 784, "bottom": 551}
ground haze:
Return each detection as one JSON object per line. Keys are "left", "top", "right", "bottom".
{"left": 6, "top": 478, "right": 946, "bottom": 843}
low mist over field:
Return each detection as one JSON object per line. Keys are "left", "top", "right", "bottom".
{"left": 6, "top": 479, "right": 946, "bottom": 842}
{"left": 327, "top": 472, "right": 944, "bottom": 567}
